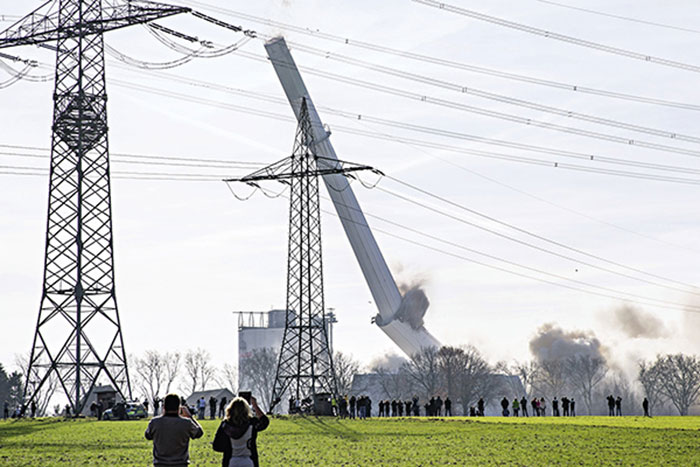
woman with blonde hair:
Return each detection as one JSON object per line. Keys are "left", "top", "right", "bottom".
{"left": 213, "top": 395, "right": 269, "bottom": 467}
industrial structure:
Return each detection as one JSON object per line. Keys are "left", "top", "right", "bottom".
{"left": 264, "top": 37, "right": 442, "bottom": 357}
{"left": 236, "top": 310, "right": 337, "bottom": 395}
{"left": 0, "top": 0, "right": 189, "bottom": 414}
{"left": 227, "top": 99, "right": 374, "bottom": 411}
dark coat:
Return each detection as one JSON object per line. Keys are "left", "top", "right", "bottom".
{"left": 213, "top": 415, "right": 270, "bottom": 467}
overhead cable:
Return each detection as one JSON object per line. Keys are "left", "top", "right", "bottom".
{"left": 106, "top": 77, "right": 700, "bottom": 186}
{"left": 532, "top": 0, "right": 700, "bottom": 35}
{"left": 182, "top": 0, "right": 700, "bottom": 112}
{"left": 319, "top": 195, "right": 700, "bottom": 313}
{"left": 381, "top": 176, "right": 700, "bottom": 293}
{"left": 110, "top": 67, "right": 700, "bottom": 179}
{"left": 411, "top": 0, "right": 700, "bottom": 74}
{"left": 285, "top": 41, "right": 700, "bottom": 145}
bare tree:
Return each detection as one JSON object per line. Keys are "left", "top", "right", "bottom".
{"left": 333, "top": 351, "right": 360, "bottom": 395}
{"left": 438, "top": 346, "right": 463, "bottom": 399}
{"left": 567, "top": 355, "right": 607, "bottom": 415}
{"left": 239, "top": 347, "right": 278, "bottom": 410}
{"left": 183, "top": 348, "right": 216, "bottom": 395}
{"left": 14, "top": 353, "right": 57, "bottom": 416}
{"left": 532, "top": 359, "right": 569, "bottom": 400}
{"left": 372, "top": 365, "right": 413, "bottom": 400}
{"left": 638, "top": 360, "right": 665, "bottom": 416}
{"left": 455, "top": 345, "right": 498, "bottom": 415}
{"left": 494, "top": 360, "right": 535, "bottom": 399}
{"left": 133, "top": 350, "right": 166, "bottom": 404}
{"left": 216, "top": 363, "right": 238, "bottom": 393}
{"left": 653, "top": 354, "right": 700, "bottom": 416}
{"left": 163, "top": 352, "right": 181, "bottom": 395}
{"left": 401, "top": 346, "right": 441, "bottom": 399}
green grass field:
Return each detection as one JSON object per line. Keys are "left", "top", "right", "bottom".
{"left": 1, "top": 415, "right": 699, "bottom": 466}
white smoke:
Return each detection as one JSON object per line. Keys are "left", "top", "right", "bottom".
{"left": 529, "top": 323, "right": 607, "bottom": 363}
{"left": 368, "top": 352, "right": 408, "bottom": 372}
{"left": 609, "top": 305, "right": 671, "bottom": 339}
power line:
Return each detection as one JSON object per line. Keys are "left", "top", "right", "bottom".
{"left": 0, "top": 145, "right": 265, "bottom": 168}
{"left": 532, "top": 0, "right": 700, "bottom": 35}
{"left": 102, "top": 76, "right": 700, "bottom": 186}
{"left": 318, "top": 196, "right": 700, "bottom": 313}
{"left": 254, "top": 50, "right": 700, "bottom": 160}
{"left": 10, "top": 46, "right": 700, "bottom": 183}
{"left": 285, "top": 40, "right": 700, "bottom": 145}
{"left": 379, "top": 176, "right": 700, "bottom": 294}
{"left": 357, "top": 120, "right": 700, "bottom": 255}
{"left": 9, "top": 54, "right": 700, "bottom": 186}
{"left": 412, "top": 0, "right": 700, "bottom": 73}
{"left": 184, "top": 0, "right": 700, "bottom": 111}
{"left": 104, "top": 65, "right": 700, "bottom": 181}
{"left": 224, "top": 184, "right": 700, "bottom": 312}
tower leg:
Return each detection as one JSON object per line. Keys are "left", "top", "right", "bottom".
{"left": 24, "top": 0, "right": 131, "bottom": 415}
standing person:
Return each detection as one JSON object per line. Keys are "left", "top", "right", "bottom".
{"left": 512, "top": 398, "right": 519, "bottom": 417}
{"left": 561, "top": 397, "right": 569, "bottom": 417}
{"left": 412, "top": 396, "right": 420, "bottom": 416}
{"left": 520, "top": 397, "right": 528, "bottom": 417}
{"left": 96, "top": 400, "right": 104, "bottom": 420}
{"left": 3, "top": 401, "right": 8, "bottom": 419}
{"left": 198, "top": 397, "right": 207, "bottom": 419}
{"left": 540, "top": 398, "right": 547, "bottom": 416}
{"left": 143, "top": 399, "right": 150, "bottom": 416}
{"left": 144, "top": 393, "right": 203, "bottom": 467}
{"left": 391, "top": 400, "right": 397, "bottom": 417}
{"left": 642, "top": 397, "right": 650, "bottom": 417}
{"left": 152, "top": 398, "right": 160, "bottom": 417}
{"left": 406, "top": 400, "right": 413, "bottom": 416}
{"left": 533, "top": 398, "right": 539, "bottom": 417}
{"left": 331, "top": 396, "right": 338, "bottom": 417}
{"left": 349, "top": 395, "right": 356, "bottom": 419}
{"left": 398, "top": 400, "right": 404, "bottom": 417}
{"left": 30, "top": 401, "right": 36, "bottom": 418}
{"left": 213, "top": 396, "right": 269, "bottom": 467}
{"left": 210, "top": 396, "right": 218, "bottom": 419}
{"left": 615, "top": 396, "right": 622, "bottom": 416}
{"left": 436, "top": 396, "right": 443, "bottom": 416}
{"left": 570, "top": 398, "right": 576, "bottom": 417}
{"left": 552, "top": 397, "right": 559, "bottom": 417}
{"left": 477, "top": 398, "right": 485, "bottom": 417}
{"left": 501, "top": 397, "right": 509, "bottom": 416}
{"left": 444, "top": 397, "right": 452, "bottom": 416}
{"left": 219, "top": 397, "right": 227, "bottom": 418}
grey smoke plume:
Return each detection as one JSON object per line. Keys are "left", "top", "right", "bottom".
{"left": 610, "top": 305, "right": 670, "bottom": 339}
{"left": 529, "top": 323, "right": 606, "bottom": 363}
{"left": 368, "top": 352, "right": 408, "bottom": 372}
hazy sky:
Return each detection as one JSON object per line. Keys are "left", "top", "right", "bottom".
{"left": 2, "top": 0, "right": 700, "bottom": 384}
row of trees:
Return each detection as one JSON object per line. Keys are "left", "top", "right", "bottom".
{"left": 4, "top": 347, "right": 699, "bottom": 417}
{"left": 365, "top": 347, "right": 700, "bottom": 416}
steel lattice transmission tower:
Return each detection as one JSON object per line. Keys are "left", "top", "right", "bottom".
{"left": 0, "top": 0, "right": 189, "bottom": 414}
{"left": 226, "top": 99, "right": 378, "bottom": 412}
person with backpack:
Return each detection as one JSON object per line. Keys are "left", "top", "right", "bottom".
{"left": 213, "top": 395, "right": 269, "bottom": 467}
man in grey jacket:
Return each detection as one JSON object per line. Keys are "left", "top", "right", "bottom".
{"left": 145, "top": 393, "right": 204, "bottom": 466}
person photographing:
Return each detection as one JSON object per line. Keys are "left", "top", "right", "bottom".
{"left": 213, "top": 395, "right": 269, "bottom": 467}
{"left": 144, "top": 393, "right": 204, "bottom": 466}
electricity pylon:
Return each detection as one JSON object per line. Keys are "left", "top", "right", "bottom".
{"left": 0, "top": 0, "right": 189, "bottom": 414}
{"left": 226, "top": 99, "right": 378, "bottom": 412}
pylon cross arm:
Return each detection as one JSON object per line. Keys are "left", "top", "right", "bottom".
{"left": 0, "top": 1, "right": 190, "bottom": 50}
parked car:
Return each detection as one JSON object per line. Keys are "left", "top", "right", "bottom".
{"left": 102, "top": 401, "right": 147, "bottom": 420}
